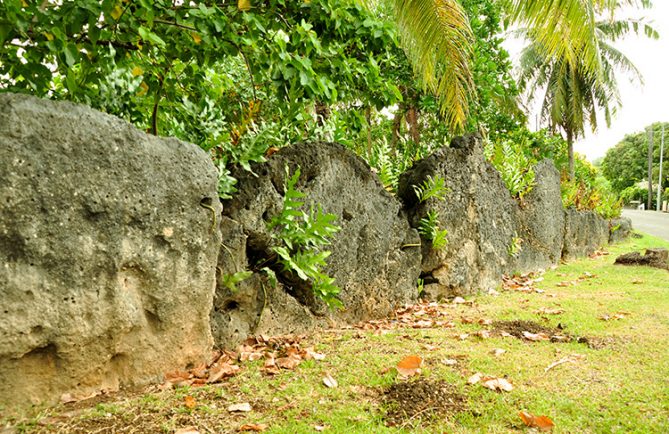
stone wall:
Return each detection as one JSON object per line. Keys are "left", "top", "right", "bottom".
{"left": 0, "top": 95, "right": 626, "bottom": 410}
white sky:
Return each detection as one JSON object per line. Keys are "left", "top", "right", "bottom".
{"left": 504, "top": 2, "right": 669, "bottom": 162}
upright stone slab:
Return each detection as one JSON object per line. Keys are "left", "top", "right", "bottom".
{"left": 398, "top": 134, "right": 518, "bottom": 298}
{"left": 212, "top": 142, "right": 421, "bottom": 348}
{"left": 0, "top": 94, "right": 221, "bottom": 408}
{"left": 513, "top": 160, "right": 565, "bottom": 272}
{"left": 562, "top": 209, "right": 609, "bottom": 259}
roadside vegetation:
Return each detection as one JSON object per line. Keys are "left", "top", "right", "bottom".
{"left": 4, "top": 232, "right": 668, "bottom": 433}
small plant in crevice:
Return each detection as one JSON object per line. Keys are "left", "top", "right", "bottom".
{"left": 486, "top": 139, "right": 536, "bottom": 201}
{"left": 266, "top": 166, "right": 342, "bottom": 309}
{"left": 413, "top": 175, "right": 449, "bottom": 251}
{"left": 413, "top": 175, "right": 449, "bottom": 203}
{"left": 418, "top": 209, "right": 449, "bottom": 250}
{"left": 508, "top": 235, "right": 523, "bottom": 258}
{"left": 220, "top": 270, "right": 253, "bottom": 293}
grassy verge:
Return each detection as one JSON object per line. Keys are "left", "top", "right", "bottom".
{"left": 3, "top": 233, "right": 669, "bottom": 433}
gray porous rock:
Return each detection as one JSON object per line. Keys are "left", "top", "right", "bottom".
{"left": 608, "top": 217, "right": 633, "bottom": 244}
{"left": 397, "top": 134, "right": 518, "bottom": 298}
{"left": 513, "top": 160, "right": 565, "bottom": 272}
{"left": 0, "top": 93, "right": 221, "bottom": 409}
{"left": 562, "top": 209, "right": 609, "bottom": 259}
{"left": 212, "top": 142, "right": 421, "bottom": 348}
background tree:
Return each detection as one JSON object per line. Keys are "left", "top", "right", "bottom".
{"left": 601, "top": 122, "right": 669, "bottom": 194}
{"left": 516, "top": 4, "right": 656, "bottom": 179}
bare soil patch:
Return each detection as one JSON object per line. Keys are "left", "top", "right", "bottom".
{"left": 492, "top": 319, "right": 562, "bottom": 339}
{"left": 382, "top": 379, "right": 466, "bottom": 427}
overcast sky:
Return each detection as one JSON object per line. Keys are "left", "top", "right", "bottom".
{"left": 504, "top": 2, "right": 669, "bottom": 162}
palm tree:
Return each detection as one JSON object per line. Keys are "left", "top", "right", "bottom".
{"left": 377, "top": 0, "right": 649, "bottom": 134}
{"left": 517, "top": 5, "right": 657, "bottom": 178}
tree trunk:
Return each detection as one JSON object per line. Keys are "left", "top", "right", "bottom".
{"left": 390, "top": 104, "right": 404, "bottom": 157}
{"left": 406, "top": 105, "right": 420, "bottom": 146}
{"left": 567, "top": 129, "right": 574, "bottom": 180}
{"left": 365, "top": 106, "right": 373, "bottom": 159}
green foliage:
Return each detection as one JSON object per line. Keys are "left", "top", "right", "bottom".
{"left": 487, "top": 139, "right": 536, "bottom": 200}
{"left": 508, "top": 235, "right": 523, "bottom": 258}
{"left": 221, "top": 271, "right": 253, "bottom": 293}
{"left": 601, "top": 122, "right": 669, "bottom": 193}
{"left": 268, "top": 167, "right": 341, "bottom": 308}
{"left": 418, "top": 209, "right": 449, "bottom": 250}
{"left": 561, "top": 161, "right": 622, "bottom": 219}
{"left": 413, "top": 175, "right": 449, "bottom": 203}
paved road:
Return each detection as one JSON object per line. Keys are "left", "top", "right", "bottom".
{"left": 622, "top": 210, "right": 669, "bottom": 242}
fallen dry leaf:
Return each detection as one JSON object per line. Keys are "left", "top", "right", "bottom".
{"left": 475, "top": 330, "right": 491, "bottom": 339}
{"left": 535, "top": 307, "right": 565, "bottom": 315}
{"left": 519, "top": 410, "right": 555, "bottom": 431}
{"left": 228, "top": 403, "right": 252, "bottom": 413}
{"left": 276, "top": 354, "right": 302, "bottom": 370}
{"left": 304, "top": 348, "right": 326, "bottom": 361}
{"left": 238, "top": 423, "right": 268, "bottom": 432}
{"left": 322, "top": 373, "right": 338, "bottom": 388}
{"left": 490, "top": 348, "right": 506, "bottom": 357}
{"left": 175, "top": 427, "right": 200, "bottom": 434}
{"left": 522, "top": 331, "right": 550, "bottom": 342}
{"left": 314, "top": 425, "right": 326, "bottom": 432}
{"left": 396, "top": 355, "right": 422, "bottom": 378}
{"left": 458, "top": 333, "right": 470, "bottom": 341}
{"left": 468, "top": 373, "right": 513, "bottom": 392}
{"left": 184, "top": 395, "right": 197, "bottom": 409}
{"left": 442, "top": 358, "right": 458, "bottom": 366}
{"left": 60, "top": 390, "right": 100, "bottom": 404}
{"left": 631, "top": 279, "right": 644, "bottom": 284}
{"left": 452, "top": 296, "right": 466, "bottom": 304}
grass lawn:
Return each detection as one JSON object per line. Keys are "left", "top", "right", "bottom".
{"left": 4, "top": 233, "right": 669, "bottom": 433}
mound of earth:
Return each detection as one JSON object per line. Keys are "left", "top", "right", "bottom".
{"left": 383, "top": 379, "right": 466, "bottom": 427}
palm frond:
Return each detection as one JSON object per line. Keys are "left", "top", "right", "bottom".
{"left": 392, "top": 0, "right": 475, "bottom": 131}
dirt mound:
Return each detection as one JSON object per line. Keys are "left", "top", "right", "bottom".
{"left": 614, "top": 249, "right": 668, "bottom": 270}
{"left": 492, "top": 320, "right": 562, "bottom": 339}
{"left": 383, "top": 380, "right": 466, "bottom": 427}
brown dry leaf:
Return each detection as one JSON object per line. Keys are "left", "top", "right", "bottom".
{"left": 544, "top": 354, "right": 585, "bottom": 372}
{"left": 314, "top": 425, "right": 326, "bottom": 432}
{"left": 175, "top": 427, "right": 201, "bottom": 434}
{"left": 322, "top": 373, "right": 338, "bottom": 388}
{"left": 60, "top": 390, "right": 100, "bottom": 404}
{"left": 478, "top": 318, "right": 493, "bottom": 326}
{"left": 501, "top": 331, "right": 514, "bottom": 338}
{"left": 442, "top": 358, "right": 458, "bottom": 366}
{"left": 461, "top": 317, "right": 475, "bottom": 324}
{"left": 631, "top": 279, "right": 644, "bottom": 284}
{"left": 412, "top": 319, "right": 434, "bottom": 328}
{"left": 304, "top": 347, "right": 326, "bottom": 361}
{"left": 208, "top": 361, "right": 241, "bottom": 383}
{"left": 238, "top": 423, "right": 268, "bottom": 432}
{"left": 519, "top": 411, "right": 555, "bottom": 431}
{"left": 475, "top": 330, "right": 491, "bottom": 339}
{"left": 228, "top": 402, "right": 253, "bottom": 413}
{"left": 467, "top": 373, "right": 513, "bottom": 391}
{"left": 452, "top": 296, "right": 466, "bottom": 304}
{"left": 490, "top": 348, "right": 506, "bottom": 357}
{"left": 535, "top": 307, "right": 565, "bottom": 315}
{"left": 396, "top": 355, "right": 422, "bottom": 378}
{"left": 482, "top": 376, "right": 513, "bottom": 392}
{"left": 276, "top": 354, "right": 302, "bottom": 370}
{"left": 184, "top": 395, "right": 197, "bottom": 409}
{"left": 522, "top": 331, "right": 550, "bottom": 342}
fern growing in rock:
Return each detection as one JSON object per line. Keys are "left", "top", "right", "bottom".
{"left": 267, "top": 166, "right": 342, "bottom": 308}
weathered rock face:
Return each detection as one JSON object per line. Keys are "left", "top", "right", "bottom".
{"left": 0, "top": 94, "right": 221, "bottom": 408}
{"left": 609, "top": 217, "right": 633, "bottom": 244}
{"left": 398, "top": 134, "right": 517, "bottom": 298}
{"left": 562, "top": 209, "right": 609, "bottom": 259}
{"left": 513, "top": 160, "right": 565, "bottom": 272}
{"left": 212, "top": 142, "right": 421, "bottom": 348}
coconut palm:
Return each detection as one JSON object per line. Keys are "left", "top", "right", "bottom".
{"left": 517, "top": 6, "right": 658, "bottom": 178}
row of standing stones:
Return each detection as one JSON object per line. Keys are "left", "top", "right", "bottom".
{"left": 0, "top": 94, "right": 632, "bottom": 410}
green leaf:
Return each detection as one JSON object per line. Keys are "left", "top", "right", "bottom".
{"left": 138, "top": 26, "right": 166, "bottom": 46}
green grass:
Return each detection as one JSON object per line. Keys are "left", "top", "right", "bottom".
{"left": 4, "top": 233, "right": 669, "bottom": 433}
